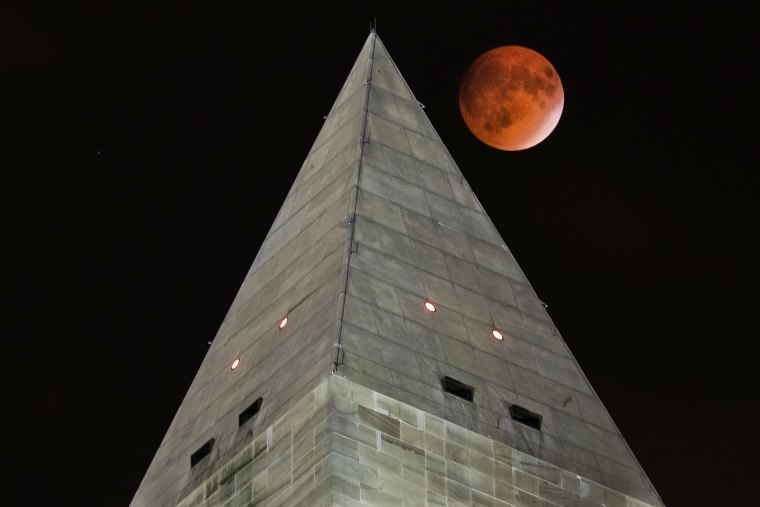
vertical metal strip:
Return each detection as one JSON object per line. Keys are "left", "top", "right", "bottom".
{"left": 333, "top": 31, "right": 377, "bottom": 372}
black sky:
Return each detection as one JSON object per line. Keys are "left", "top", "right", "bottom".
{"left": 6, "top": 3, "right": 758, "bottom": 506}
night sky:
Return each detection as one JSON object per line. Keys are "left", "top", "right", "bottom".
{"left": 7, "top": 3, "right": 758, "bottom": 506}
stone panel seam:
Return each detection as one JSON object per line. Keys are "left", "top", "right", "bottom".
{"left": 344, "top": 263, "right": 563, "bottom": 359}
{"left": 227, "top": 242, "right": 348, "bottom": 341}
{"left": 252, "top": 179, "right": 357, "bottom": 269}
{"left": 262, "top": 139, "right": 361, "bottom": 240}
{"left": 364, "top": 137, "right": 466, "bottom": 204}
{"left": 336, "top": 31, "right": 378, "bottom": 372}
{"left": 226, "top": 216, "right": 350, "bottom": 334}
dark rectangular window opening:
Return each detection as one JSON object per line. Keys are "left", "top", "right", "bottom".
{"left": 239, "top": 397, "right": 263, "bottom": 427}
{"left": 509, "top": 404, "right": 542, "bottom": 431}
{"left": 441, "top": 376, "right": 474, "bottom": 402}
{"left": 190, "top": 438, "right": 215, "bottom": 467}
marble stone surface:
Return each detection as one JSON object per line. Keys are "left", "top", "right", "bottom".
{"left": 176, "top": 376, "right": 657, "bottom": 507}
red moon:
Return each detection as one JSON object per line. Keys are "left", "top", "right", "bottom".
{"left": 460, "top": 46, "right": 563, "bottom": 151}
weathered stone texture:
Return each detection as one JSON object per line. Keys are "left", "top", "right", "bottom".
{"left": 176, "top": 376, "right": 657, "bottom": 507}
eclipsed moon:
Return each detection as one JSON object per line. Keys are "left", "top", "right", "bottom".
{"left": 460, "top": 46, "right": 564, "bottom": 151}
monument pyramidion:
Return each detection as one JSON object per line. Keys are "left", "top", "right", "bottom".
{"left": 132, "top": 32, "right": 664, "bottom": 507}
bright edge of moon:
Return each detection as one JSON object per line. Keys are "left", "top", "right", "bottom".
{"left": 460, "top": 46, "right": 564, "bottom": 151}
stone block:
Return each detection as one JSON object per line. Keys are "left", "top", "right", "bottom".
{"left": 603, "top": 488, "right": 629, "bottom": 507}
{"left": 506, "top": 363, "right": 559, "bottom": 409}
{"left": 472, "top": 490, "right": 512, "bottom": 507}
{"left": 400, "top": 461, "right": 425, "bottom": 486}
{"left": 379, "top": 433, "right": 425, "bottom": 469}
{"left": 370, "top": 87, "right": 436, "bottom": 139}
{"left": 447, "top": 174, "right": 481, "bottom": 211}
{"left": 267, "top": 454, "right": 292, "bottom": 501}
{"left": 399, "top": 207, "right": 448, "bottom": 253}
{"left": 575, "top": 392, "right": 617, "bottom": 433}
{"left": 471, "top": 468, "right": 496, "bottom": 496}
{"left": 426, "top": 490, "right": 447, "bottom": 506}
{"left": 360, "top": 483, "right": 402, "bottom": 506}
{"left": 425, "top": 466, "right": 445, "bottom": 497}
{"left": 399, "top": 292, "right": 470, "bottom": 340}
{"left": 390, "top": 370, "right": 440, "bottom": 406}
{"left": 406, "top": 130, "right": 454, "bottom": 173}
{"left": 251, "top": 470, "right": 269, "bottom": 504}
{"left": 308, "top": 474, "right": 361, "bottom": 506}
{"left": 332, "top": 473, "right": 362, "bottom": 501}
{"left": 342, "top": 295, "right": 380, "bottom": 335}
{"left": 446, "top": 478, "right": 472, "bottom": 505}
{"left": 514, "top": 468, "right": 539, "bottom": 495}
{"left": 378, "top": 141, "right": 454, "bottom": 199}
{"left": 494, "top": 479, "right": 516, "bottom": 503}
{"left": 425, "top": 453, "right": 446, "bottom": 476}
{"left": 343, "top": 351, "right": 396, "bottom": 388}
{"left": 453, "top": 283, "right": 493, "bottom": 323}
{"left": 514, "top": 453, "right": 561, "bottom": 486}
{"left": 445, "top": 440, "right": 470, "bottom": 466}
{"left": 339, "top": 366, "right": 398, "bottom": 402}
{"left": 377, "top": 469, "right": 426, "bottom": 507}
{"left": 289, "top": 470, "right": 316, "bottom": 506}
{"left": 446, "top": 459, "right": 470, "bottom": 486}
{"left": 399, "top": 423, "right": 425, "bottom": 449}
{"left": 329, "top": 413, "right": 378, "bottom": 449}
{"left": 552, "top": 411, "right": 634, "bottom": 468}
{"left": 510, "top": 282, "right": 547, "bottom": 320}
{"left": 359, "top": 444, "right": 401, "bottom": 476}
{"left": 537, "top": 478, "right": 577, "bottom": 506}
{"left": 358, "top": 405, "right": 401, "bottom": 438}
{"left": 331, "top": 452, "right": 380, "bottom": 489}
{"left": 424, "top": 413, "right": 445, "bottom": 437}
{"left": 234, "top": 460, "right": 255, "bottom": 491}
{"left": 470, "top": 451, "right": 495, "bottom": 476}
{"left": 356, "top": 191, "right": 407, "bottom": 235}
{"left": 347, "top": 268, "right": 402, "bottom": 315}
{"left": 420, "top": 271, "right": 459, "bottom": 310}
{"left": 371, "top": 392, "right": 400, "bottom": 419}
{"left": 351, "top": 243, "right": 426, "bottom": 296}
{"left": 369, "top": 306, "right": 447, "bottom": 362}
{"left": 371, "top": 52, "right": 409, "bottom": 99}
{"left": 513, "top": 489, "right": 558, "bottom": 507}
{"left": 223, "top": 481, "right": 252, "bottom": 507}
{"left": 367, "top": 113, "right": 413, "bottom": 155}
{"left": 424, "top": 432, "right": 445, "bottom": 457}
{"left": 361, "top": 164, "right": 430, "bottom": 217}
{"left": 532, "top": 347, "right": 591, "bottom": 394}
{"left": 325, "top": 432, "right": 360, "bottom": 461}
{"left": 449, "top": 423, "right": 494, "bottom": 457}
{"left": 398, "top": 402, "right": 421, "bottom": 427}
